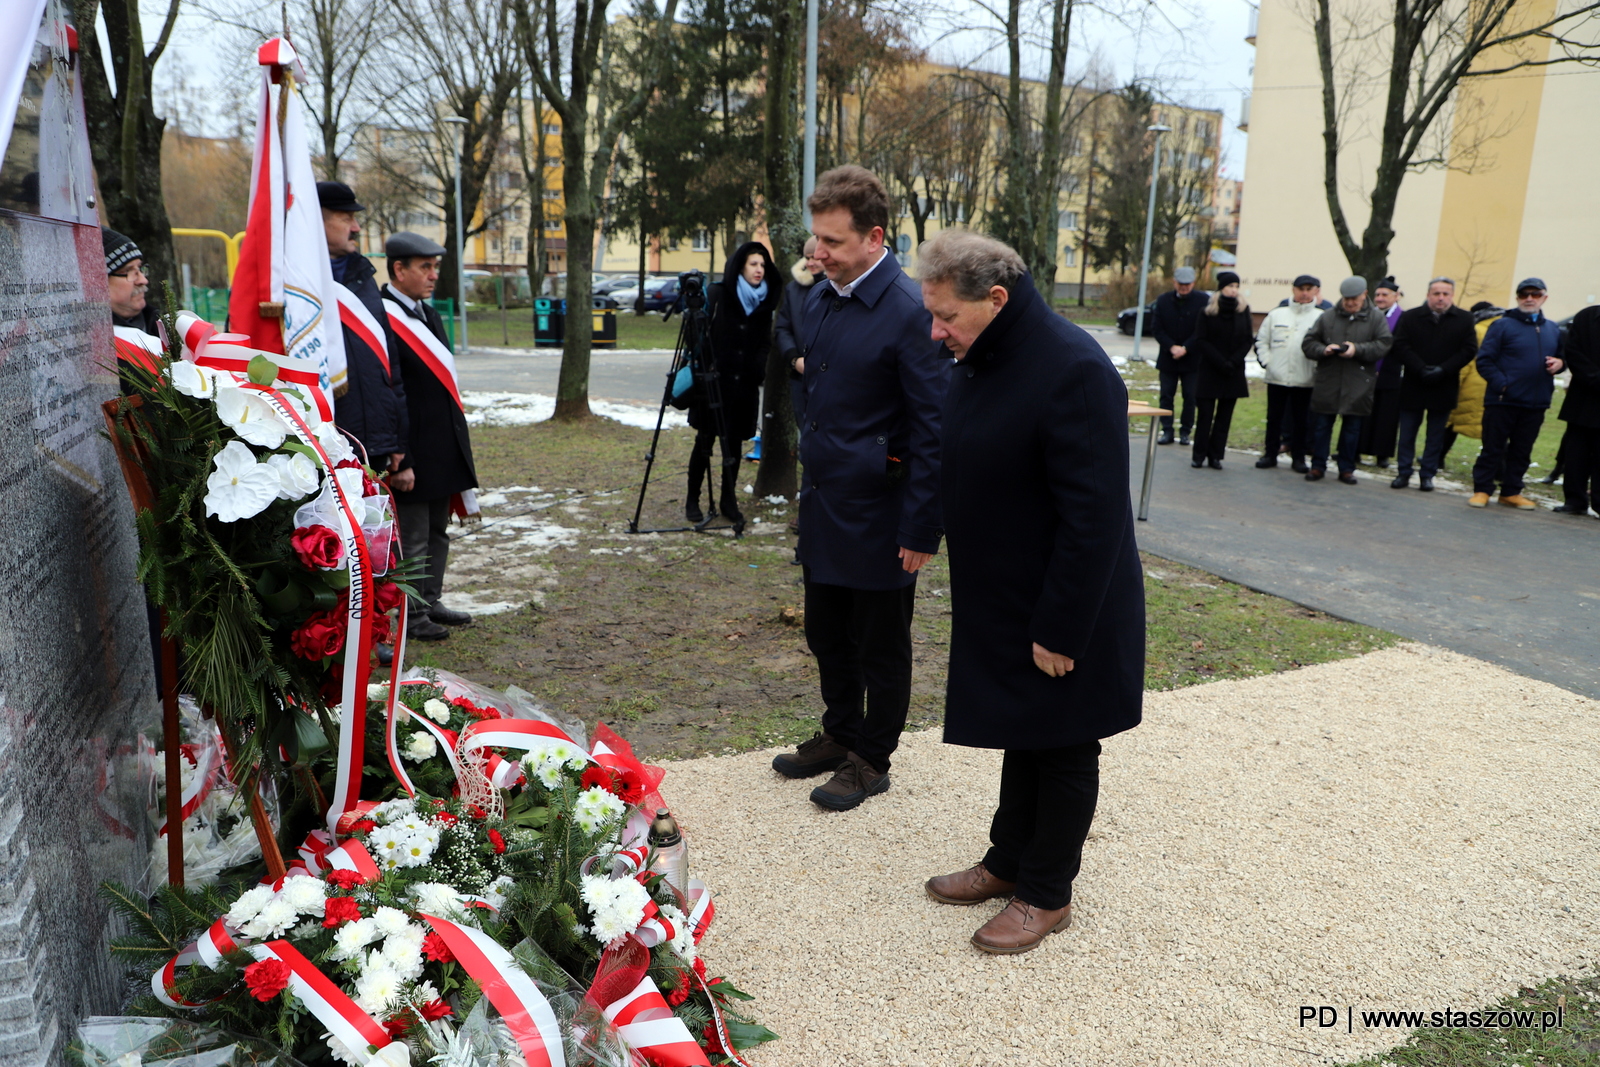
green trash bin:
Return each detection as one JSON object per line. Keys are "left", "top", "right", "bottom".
{"left": 534, "top": 298, "right": 564, "bottom": 346}
{"left": 591, "top": 298, "right": 617, "bottom": 349}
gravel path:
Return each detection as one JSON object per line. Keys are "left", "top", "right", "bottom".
{"left": 671, "top": 644, "right": 1599, "bottom": 1066}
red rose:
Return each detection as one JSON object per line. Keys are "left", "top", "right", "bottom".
{"left": 290, "top": 610, "right": 345, "bottom": 660}
{"left": 374, "top": 581, "right": 405, "bottom": 614}
{"left": 580, "top": 766, "right": 615, "bottom": 794}
{"left": 420, "top": 998, "right": 453, "bottom": 1021}
{"left": 325, "top": 869, "right": 366, "bottom": 890}
{"left": 371, "top": 613, "right": 393, "bottom": 645}
{"left": 291, "top": 525, "right": 345, "bottom": 570}
{"left": 421, "top": 932, "right": 454, "bottom": 963}
{"left": 321, "top": 895, "right": 362, "bottom": 927}
{"left": 487, "top": 829, "right": 506, "bottom": 854}
{"left": 243, "top": 958, "right": 291, "bottom": 1001}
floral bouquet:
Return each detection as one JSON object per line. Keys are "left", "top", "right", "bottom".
{"left": 147, "top": 697, "right": 271, "bottom": 886}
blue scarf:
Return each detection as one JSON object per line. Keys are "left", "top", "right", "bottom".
{"left": 736, "top": 275, "right": 767, "bottom": 315}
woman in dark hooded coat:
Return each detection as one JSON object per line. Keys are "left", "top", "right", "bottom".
{"left": 687, "top": 240, "right": 781, "bottom": 531}
{"left": 1186, "top": 270, "right": 1253, "bottom": 470}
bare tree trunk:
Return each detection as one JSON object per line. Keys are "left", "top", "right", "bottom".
{"left": 752, "top": 0, "right": 804, "bottom": 501}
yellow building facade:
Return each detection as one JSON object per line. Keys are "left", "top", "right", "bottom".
{"left": 1236, "top": 0, "right": 1600, "bottom": 315}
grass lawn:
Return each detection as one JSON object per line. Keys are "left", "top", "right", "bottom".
{"left": 418, "top": 417, "right": 1397, "bottom": 762}
{"left": 1341, "top": 974, "right": 1600, "bottom": 1066}
{"left": 464, "top": 303, "right": 682, "bottom": 350}
{"left": 1118, "top": 362, "right": 1570, "bottom": 505}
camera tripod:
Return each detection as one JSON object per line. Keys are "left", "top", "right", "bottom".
{"left": 627, "top": 273, "right": 744, "bottom": 537}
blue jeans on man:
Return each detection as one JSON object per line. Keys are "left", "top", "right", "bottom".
{"left": 1396, "top": 406, "right": 1452, "bottom": 479}
{"left": 1310, "top": 412, "right": 1364, "bottom": 475}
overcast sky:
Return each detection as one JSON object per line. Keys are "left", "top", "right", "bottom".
{"left": 144, "top": 0, "right": 1256, "bottom": 179}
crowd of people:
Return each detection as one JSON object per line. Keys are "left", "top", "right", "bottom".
{"left": 1148, "top": 269, "right": 1597, "bottom": 514}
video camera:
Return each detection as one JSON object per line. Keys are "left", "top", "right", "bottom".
{"left": 679, "top": 269, "right": 706, "bottom": 310}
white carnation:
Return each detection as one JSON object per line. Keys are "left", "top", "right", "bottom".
{"left": 381, "top": 927, "right": 425, "bottom": 980}
{"left": 280, "top": 874, "right": 327, "bottom": 916}
{"left": 353, "top": 960, "right": 404, "bottom": 1014}
{"left": 367, "top": 682, "right": 390, "bottom": 700}
{"left": 329, "top": 917, "right": 379, "bottom": 961}
{"left": 422, "top": 698, "right": 451, "bottom": 724}
{"left": 240, "top": 897, "right": 297, "bottom": 940}
{"left": 226, "top": 884, "right": 275, "bottom": 926}
{"left": 403, "top": 731, "right": 437, "bottom": 762}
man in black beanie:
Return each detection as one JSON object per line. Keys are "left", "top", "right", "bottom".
{"left": 104, "top": 227, "right": 160, "bottom": 335}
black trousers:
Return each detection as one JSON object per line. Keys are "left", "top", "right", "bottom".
{"left": 397, "top": 495, "right": 451, "bottom": 610}
{"left": 1263, "top": 384, "right": 1311, "bottom": 464}
{"left": 1558, "top": 422, "right": 1600, "bottom": 511}
{"left": 1396, "top": 405, "right": 1453, "bottom": 479}
{"left": 802, "top": 570, "right": 916, "bottom": 772}
{"left": 1474, "top": 405, "right": 1545, "bottom": 496}
{"left": 1192, "top": 396, "right": 1236, "bottom": 464}
{"left": 1158, "top": 368, "right": 1197, "bottom": 436}
{"left": 982, "top": 741, "right": 1102, "bottom": 911}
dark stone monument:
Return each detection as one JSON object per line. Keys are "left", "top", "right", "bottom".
{"left": 0, "top": 4, "right": 160, "bottom": 1063}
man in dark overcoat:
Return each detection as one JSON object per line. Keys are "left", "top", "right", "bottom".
{"left": 917, "top": 229, "right": 1144, "bottom": 955}
{"left": 1389, "top": 277, "right": 1477, "bottom": 491}
{"left": 768, "top": 166, "right": 950, "bottom": 812}
{"left": 1149, "top": 266, "right": 1208, "bottom": 445}
{"left": 379, "top": 232, "right": 479, "bottom": 642}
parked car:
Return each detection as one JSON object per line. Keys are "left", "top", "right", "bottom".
{"left": 1118, "top": 301, "right": 1157, "bottom": 337}
{"left": 593, "top": 276, "right": 637, "bottom": 296}
{"left": 611, "top": 276, "right": 682, "bottom": 314}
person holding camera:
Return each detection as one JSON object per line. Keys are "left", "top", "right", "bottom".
{"left": 685, "top": 241, "right": 781, "bottom": 531}
{"left": 769, "top": 166, "right": 949, "bottom": 812}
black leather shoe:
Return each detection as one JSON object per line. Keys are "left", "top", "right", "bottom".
{"left": 1156, "top": 431, "right": 1174, "bottom": 445}
{"left": 1291, "top": 460, "right": 1309, "bottom": 474}
{"left": 430, "top": 603, "right": 473, "bottom": 626}
{"left": 1190, "top": 459, "right": 1205, "bottom": 468}
{"left": 1338, "top": 472, "right": 1359, "bottom": 485}
{"left": 1418, "top": 476, "right": 1435, "bottom": 491}
{"left": 1255, "top": 456, "right": 1277, "bottom": 469}
{"left": 685, "top": 502, "right": 704, "bottom": 524}
{"left": 1179, "top": 434, "right": 1192, "bottom": 447}
{"left": 1208, "top": 458, "right": 1223, "bottom": 471}
{"left": 1390, "top": 474, "right": 1409, "bottom": 489}
{"left": 1551, "top": 503, "right": 1591, "bottom": 514}
{"left": 408, "top": 617, "right": 451, "bottom": 642}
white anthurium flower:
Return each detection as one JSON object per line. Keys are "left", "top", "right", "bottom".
{"left": 214, "top": 384, "right": 290, "bottom": 449}
{"left": 315, "top": 421, "right": 357, "bottom": 464}
{"left": 204, "top": 441, "right": 280, "bottom": 522}
{"left": 266, "top": 451, "right": 320, "bottom": 501}
{"left": 170, "top": 360, "right": 216, "bottom": 399}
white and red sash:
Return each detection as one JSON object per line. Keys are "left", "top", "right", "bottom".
{"left": 382, "top": 297, "right": 460, "bottom": 410}
{"left": 339, "top": 286, "right": 391, "bottom": 377}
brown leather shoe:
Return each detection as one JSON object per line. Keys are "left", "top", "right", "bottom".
{"left": 925, "top": 863, "right": 1016, "bottom": 906}
{"left": 771, "top": 732, "right": 848, "bottom": 778}
{"left": 970, "top": 898, "right": 1072, "bottom": 955}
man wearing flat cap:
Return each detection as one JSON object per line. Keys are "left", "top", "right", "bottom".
{"left": 1300, "top": 276, "right": 1392, "bottom": 483}
{"left": 1468, "top": 277, "right": 1565, "bottom": 510}
{"left": 1253, "top": 274, "right": 1324, "bottom": 471}
{"left": 318, "top": 180, "right": 410, "bottom": 499}
{"left": 1149, "top": 266, "right": 1207, "bottom": 445}
{"left": 380, "top": 232, "right": 479, "bottom": 639}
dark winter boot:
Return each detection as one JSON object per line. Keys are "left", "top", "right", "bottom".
{"left": 685, "top": 449, "right": 711, "bottom": 524}
{"left": 718, "top": 459, "right": 745, "bottom": 536}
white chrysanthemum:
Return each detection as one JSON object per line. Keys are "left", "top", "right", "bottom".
{"left": 580, "top": 875, "right": 649, "bottom": 944}
{"left": 240, "top": 897, "right": 297, "bottom": 940}
{"left": 575, "top": 786, "right": 626, "bottom": 825}
{"left": 280, "top": 874, "right": 327, "bottom": 916}
{"left": 368, "top": 824, "right": 407, "bottom": 856}
{"left": 215, "top": 384, "right": 289, "bottom": 448}
{"left": 381, "top": 927, "right": 425, "bottom": 980}
{"left": 226, "top": 884, "right": 276, "bottom": 926}
{"left": 403, "top": 731, "right": 437, "bottom": 762}
{"left": 323, "top": 1032, "right": 361, "bottom": 1066}
{"left": 204, "top": 440, "right": 279, "bottom": 522}
{"left": 371, "top": 798, "right": 416, "bottom": 822}
{"left": 170, "top": 359, "right": 217, "bottom": 398}
{"left": 543, "top": 742, "right": 579, "bottom": 767}
{"left": 371, "top": 906, "right": 412, "bottom": 937}
{"left": 396, "top": 832, "right": 436, "bottom": 868}
{"left": 266, "top": 451, "right": 320, "bottom": 501}
{"left": 422, "top": 699, "right": 451, "bottom": 724}
{"left": 659, "top": 903, "right": 696, "bottom": 961}
{"left": 409, "top": 882, "right": 463, "bottom": 916}
{"left": 315, "top": 421, "right": 356, "bottom": 464}
{"left": 481, "top": 875, "right": 514, "bottom": 911}
{"left": 329, "top": 917, "right": 379, "bottom": 961}
{"left": 353, "top": 960, "right": 403, "bottom": 1014}
{"left": 536, "top": 762, "right": 564, "bottom": 789}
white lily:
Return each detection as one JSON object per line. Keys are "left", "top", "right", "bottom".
{"left": 215, "top": 385, "right": 289, "bottom": 449}
{"left": 170, "top": 360, "right": 216, "bottom": 399}
{"left": 204, "top": 441, "right": 280, "bottom": 522}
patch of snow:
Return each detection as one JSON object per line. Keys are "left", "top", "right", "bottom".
{"left": 435, "top": 591, "right": 522, "bottom": 616}
{"left": 460, "top": 391, "right": 686, "bottom": 430}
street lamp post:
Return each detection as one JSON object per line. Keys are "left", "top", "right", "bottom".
{"left": 443, "top": 116, "right": 469, "bottom": 354}
{"left": 802, "top": 0, "right": 818, "bottom": 227}
{"left": 1129, "top": 124, "right": 1171, "bottom": 364}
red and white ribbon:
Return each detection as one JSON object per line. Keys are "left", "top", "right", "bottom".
{"left": 418, "top": 914, "right": 567, "bottom": 1067}
{"left": 158, "top": 728, "right": 224, "bottom": 836}
{"left": 341, "top": 288, "right": 392, "bottom": 376}
{"left": 684, "top": 879, "right": 715, "bottom": 945}
{"left": 601, "top": 975, "right": 709, "bottom": 1067}
{"left": 251, "top": 939, "right": 394, "bottom": 1062}
{"left": 382, "top": 298, "right": 462, "bottom": 410}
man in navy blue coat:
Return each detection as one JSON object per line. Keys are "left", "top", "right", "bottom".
{"left": 1469, "top": 277, "right": 1566, "bottom": 510}
{"left": 769, "top": 166, "right": 951, "bottom": 811}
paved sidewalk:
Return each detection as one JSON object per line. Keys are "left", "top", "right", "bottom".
{"left": 1130, "top": 441, "right": 1600, "bottom": 698}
